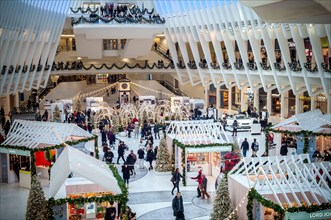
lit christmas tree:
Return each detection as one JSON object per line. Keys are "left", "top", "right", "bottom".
{"left": 155, "top": 137, "right": 172, "bottom": 172}
{"left": 211, "top": 176, "right": 238, "bottom": 220}
{"left": 26, "top": 175, "right": 49, "bottom": 220}
{"left": 53, "top": 104, "right": 61, "bottom": 122}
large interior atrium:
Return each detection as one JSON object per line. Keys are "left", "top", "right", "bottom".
{"left": 0, "top": 0, "right": 330, "bottom": 220}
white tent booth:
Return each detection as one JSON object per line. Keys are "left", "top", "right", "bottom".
{"left": 49, "top": 146, "right": 123, "bottom": 220}
{"left": 166, "top": 120, "right": 232, "bottom": 186}
{"left": 228, "top": 154, "right": 331, "bottom": 220}
{"left": 268, "top": 109, "right": 331, "bottom": 158}
{"left": 0, "top": 120, "right": 95, "bottom": 187}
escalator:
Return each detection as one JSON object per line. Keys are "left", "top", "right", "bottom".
{"left": 157, "top": 80, "right": 187, "bottom": 97}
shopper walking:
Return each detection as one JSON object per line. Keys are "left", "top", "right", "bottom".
{"left": 241, "top": 138, "right": 249, "bottom": 157}
{"left": 116, "top": 141, "right": 126, "bottom": 164}
{"left": 172, "top": 192, "right": 185, "bottom": 220}
{"left": 171, "top": 168, "right": 183, "bottom": 195}
{"left": 103, "top": 148, "right": 114, "bottom": 164}
{"left": 146, "top": 147, "right": 154, "bottom": 170}
{"left": 251, "top": 138, "right": 259, "bottom": 153}
{"left": 137, "top": 147, "right": 145, "bottom": 169}
{"left": 122, "top": 163, "right": 131, "bottom": 187}
{"left": 153, "top": 124, "right": 160, "bottom": 139}
{"left": 200, "top": 174, "right": 210, "bottom": 199}
{"left": 232, "top": 119, "right": 238, "bottom": 136}
{"left": 190, "top": 170, "right": 202, "bottom": 197}
{"left": 280, "top": 139, "right": 288, "bottom": 156}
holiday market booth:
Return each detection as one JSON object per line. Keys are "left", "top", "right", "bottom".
{"left": 267, "top": 109, "right": 331, "bottom": 158}
{"left": 228, "top": 154, "right": 331, "bottom": 220}
{"left": 48, "top": 146, "right": 127, "bottom": 220}
{"left": 0, "top": 120, "right": 97, "bottom": 187}
{"left": 166, "top": 120, "right": 233, "bottom": 186}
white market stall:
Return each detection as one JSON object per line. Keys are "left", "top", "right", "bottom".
{"left": 166, "top": 120, "right": 232, "bottom": 186}
{"left": 267, "top": 109, "right": 331, "bottom": 158}
{"left": 86, "top": 97, "right": 104, "bottom": 112}
{"left": 228, "top": 154, "right": 331, "bottom": 220}
{"left": 0, "top": 120, "right": 96, "bottom": 186}
{"left": 48, "top": 146, "right": 126, "bottom": 220}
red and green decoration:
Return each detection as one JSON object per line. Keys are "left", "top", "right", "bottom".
{"left": 172, "top": 139, "right": 234, "bottom": 186}
{"left": 265, "top": 127, "right": 331, "bottom": 155}
{"left": 247, "top": 188, "right": 331, "bottom": 220}
{"left": 47, "top": 164, "right": 128, "bottom": 219}
{"left": 0, "top": 135, "right": 98, "bottom": 176}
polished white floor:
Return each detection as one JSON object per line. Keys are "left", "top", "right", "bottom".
{"left": 0, "top": 127, "right": 271, "bottom": 220}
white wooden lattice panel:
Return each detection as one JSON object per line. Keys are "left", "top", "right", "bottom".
{"left": 166, "top": 120, "right": 229, "bottom": 144}
{"left": 229, "top": 154, "right": 331, "bottom": 209}
{"left": 2, "top": 120, "right": 93, "bottom": 149}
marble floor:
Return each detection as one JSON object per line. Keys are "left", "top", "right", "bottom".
{"left": 0, "top": 128, "right": 269, "bottom": 220}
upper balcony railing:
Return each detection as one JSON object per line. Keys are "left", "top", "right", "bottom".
{"left": 70, "top": 5, "right": 165, "bottom": 25}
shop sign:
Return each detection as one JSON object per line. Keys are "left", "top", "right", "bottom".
{"left": 285, "top": 209, "right": 331, "bottom": 220}
{"left": 0, "top": 148, "right": 30, "bottom": 156}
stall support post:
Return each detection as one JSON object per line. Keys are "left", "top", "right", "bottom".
{"left": 228, "top": 88, "right": 232, "bottom": 112}
{"left": 30, "top": 150, "right": 36, "bottom": 176}
{"left": 254, "top": 89, "right": 259, "bottom": 113}
{"left": 280, "top": 91, "right": 288, "bottom": 119}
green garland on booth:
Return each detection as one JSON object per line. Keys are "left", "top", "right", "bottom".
{"left": 0, "top": 136, "right": 96, "bottom": 153}
{"left": 247, "top": 188, "right": 285, "bottom": 220}
{"left": 171, "top": 140, "right": 175, "bottom": 173}
{"left": 265, "top": 128, "right": 331, "bottom": 154}
{"left": 30, "top": 152, "right": 36, "bottom": 176}
{"left": 172, "top": 139, "right": 234, "bottom": 186}
{"left": 246, "top": 188, "right": 331, "bottom": 220}
{"left": 47, "top": 164, "right": 128, "bottom": 219}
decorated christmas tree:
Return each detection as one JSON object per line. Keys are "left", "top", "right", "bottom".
{"left": 155, "top": 137, "right": 172, "bottom": 172}
{"left": 53, "top": 104, "right": 61, "bottom": 122}
{"left": 211, "top": 176, "right": 238, "bottom": 220}
{"left": 75, "top": 98, "right": 82, "bottom": 112}
{"left": 26, "top": 175, "right": 49, "bottom": 220}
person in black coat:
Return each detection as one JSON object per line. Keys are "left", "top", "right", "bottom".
{"left": 172, "top": 192, "right": 184, "bottom": 219}
{"left": 154, "top": 124, "right": 160, "bottom": 139}
{"left": 4, "top": 120, "right": 10, "bottom": 136}
{"left": 122, "top": 163, "right": 131, "bottom": 186}
{"left": 241, "top": 138, "right": 249, "bottom": 157}
{"left": 137, "top": 148, "right": 145, "bottom": 169}
{"left": 126, "top": 154, "right": 135, "bottom": 175}
{"left": 146, "top": 148, "right": 154, "bottom": 170}
{"left": 105, "top": 201, "right": 116, "bottom": 220}
{"left": 104, "top": 148, "right": 114, "bottom": 164}
{"left": 280, "top": 140, "right": 288, "bottom": 156}
{"left": 117, "top": 142, "right": 126, "bottom": 164}
{"left": 171, "top": 168, "right": 183, "bottom": 195}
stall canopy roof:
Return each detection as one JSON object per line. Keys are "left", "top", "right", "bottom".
{"left": 49, "top": 146, "right": 121, "bottom": 198}
{"left": 229, "top": 154, "right": 331, "bottom": 209}
{"left": 2, "top": 120, "right": 93, "bottom": 149}
{"left": 166, "top": 120, "right": 229, "bottom": 145}
{"left": 272, "top": 109, "right": 331, "bottom": 132}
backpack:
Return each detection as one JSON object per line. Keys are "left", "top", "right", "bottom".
{"left": 253, "top": 142, "right": 259, "bottom": 151}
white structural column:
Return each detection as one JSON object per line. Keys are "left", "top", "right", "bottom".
{"left": 280, "top": 91, "right": 289, "bottom": 119}
{"left": 240, "top": 88, "right": 247, "bottom": 112}
{"left": 295, "top": 93, "right": 302, "bottom": 115}
{"left": 267, "top": 90, "right": 272, "bottom": 116}
{"left": 228, "top": 88, "right": 232, "bottom": 111}
{"left": 14, "top": 92, "right": 20, "bottom": 108}
{"left": 204, "top": 86, "right": 209, "bottom": 107}
{"left": 327, "top": 98, "right": 331, "bottom": 114}
{"left": 254, "top": 89, "right": 259, "bottom": 113}
{"left": 311, "top": 97, "right": 316, "bottom": 111}
{"left": 216, "top": 86, "right": 221, "bottom": 117}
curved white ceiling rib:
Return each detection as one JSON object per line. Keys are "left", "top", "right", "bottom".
{"left": 154, "top": 0, "right": 330, "bottom": 98}
{"left": 0, "top": 0, "right": 77, "bottom": 96}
